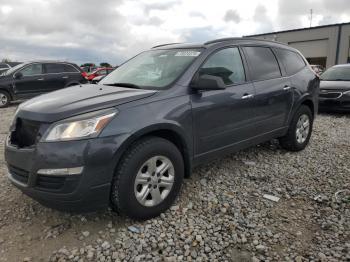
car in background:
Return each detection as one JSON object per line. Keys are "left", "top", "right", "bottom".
{"left": 0, "top": 62, "right": 22, "bottom": 74}
{"left": 0, "top": 61, "right": 87, "bottom": 107}
{"left": 86, "top": 67, "right": 114, "bottom": 81}
{"left": 90, "top": 74, "right": 105, "bottom": 84}
{"left": 310, "top": 64, "right": 325, "bottom": 75}
{"left": 319, "top": 64, "right": 350, "bottom": 112}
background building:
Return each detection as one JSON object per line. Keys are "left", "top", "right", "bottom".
{"left": 246, "top": 22, "right": 350, "bottom": 69}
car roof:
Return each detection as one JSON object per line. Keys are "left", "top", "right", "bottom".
{"left": 151, "top": 37, "right": 291, "bottom": 50}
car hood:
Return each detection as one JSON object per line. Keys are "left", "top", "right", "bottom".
{"left": 16, "top": 84, "right": 157, "bottom": 122}
{"left": 320, "top": 80, "right": 350, "bottom": 91}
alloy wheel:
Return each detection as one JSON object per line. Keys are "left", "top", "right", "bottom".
{"left": 134, "top": 155, "right": 175, "bottom": 207}
{"left": 0, "top": 93, "right": 8, "bottom": 106}
{"left": 296, "top": 114, "right": 310, "bottom": 144}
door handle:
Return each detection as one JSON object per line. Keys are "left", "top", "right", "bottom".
{"left": 62, "top": 76, "right": 68, "bottom": 79}
{"left": 37, "top": 78, "right": 44, "bottom": 81}
{"left": 241, "top": 94, "right": 254, "bottom": 99}
{"left": 283, "top": 85, "right": 291, "bottom": 91}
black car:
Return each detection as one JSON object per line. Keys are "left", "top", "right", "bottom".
{"left": 5, "top": 38, "right": 319, "bottom": 219}
{"left": 319, "top": 64, "right": 350, "bottom": 112}
{"left": 0, "top": 61, "right": 87, "bottom": 107}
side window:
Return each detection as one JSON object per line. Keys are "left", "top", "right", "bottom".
{"left": 274, "top": 49, "right": 306, "bottom": 75}
{"left": 64, "top": 64, "right": 79, "bottom": 73}
{"left": 45, "top": 63, "right": 64, "bottom": 73}
{"left": 199, "top": 47, "right": 245, "bottom": 85}
{"left": 19, "top": 64, "right": 43, "bottom": 76}
{"left": 243, "top": 46, "right": 281, "bottom": 81}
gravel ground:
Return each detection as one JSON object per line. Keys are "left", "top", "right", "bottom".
{"left": 0, "top": 104, "right": 349, "bottom": 262}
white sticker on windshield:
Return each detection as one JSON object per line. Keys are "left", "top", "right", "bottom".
{"left": 175, "top": 51, "right": 201, "bottom": 57}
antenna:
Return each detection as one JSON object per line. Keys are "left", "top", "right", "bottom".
{"left": 309, "top": 9, "right": 313, "bottom": 27}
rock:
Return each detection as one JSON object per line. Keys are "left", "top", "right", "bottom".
{"left": 82, "top": 231, "right": 90, "bottom": 237}
{"left": 128, "top": 226, "right": 141, "bottom": 234}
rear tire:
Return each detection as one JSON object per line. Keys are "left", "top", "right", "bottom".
{"left": 279, "top": 105, "right": 313, "bottom": 151}
{"left": 110, "top": 136, "right": 184, "bottom": 220}
{"left": 0, "top": 90, "right": 10, "bottom": 108}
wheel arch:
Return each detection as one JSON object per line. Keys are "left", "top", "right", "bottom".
{"left": 0, "top": 87, "right": 12, "bottom": 100}
{"left": 293, "top": 95, "right": 315, "bottom": 119}
{"left": 113, "top": 124, "right": 193, "bottom": 178}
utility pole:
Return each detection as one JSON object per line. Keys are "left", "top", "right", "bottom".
{"left": 309, "top": 9, "right": 313, "bottom": 28}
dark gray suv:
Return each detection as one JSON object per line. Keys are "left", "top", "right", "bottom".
{"left": 5, "top": 38, "right": 319, "bottom": 219}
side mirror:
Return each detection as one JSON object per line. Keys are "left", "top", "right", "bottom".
{"left": 14, "top": 72, "right": 23, "bottom": 79}
{"left": 191, "top": 74, "right": 226, "bottom": 91}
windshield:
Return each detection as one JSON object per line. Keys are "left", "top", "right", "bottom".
{"left": 100, "top": 49, "right": 202, "bottom": 89}
{"left": 320, "top": 66, "right": 350, "bottom": 81}
{"left": 1, "top": 63, "right": 25, "bottom": 76}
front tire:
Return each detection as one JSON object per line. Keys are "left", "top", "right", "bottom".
{"left": 279, "top": 105, "right": 313, "bottom": 151}
{"left": 0, "top": 90, "right": 11, "bottom": 108}
{"left": 110, "top": 136, "right": 184, "bottom": 220}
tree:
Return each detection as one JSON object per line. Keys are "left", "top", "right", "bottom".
{"left": 1, "top": 58, "right": 12, "bottom": 62}
{"left": 80, "top": 63, "right": 95, "bottom": 67}
{"left": 100, "top": 62, "right": 112, "bottom": 67}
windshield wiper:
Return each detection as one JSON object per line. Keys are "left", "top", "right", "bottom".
{"left": 104, "top": 82, "right": 141, "bottom": 89}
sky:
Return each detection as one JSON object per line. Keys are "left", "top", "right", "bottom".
{"left": 0, "top": 0, "right": 350, "bottom": 66}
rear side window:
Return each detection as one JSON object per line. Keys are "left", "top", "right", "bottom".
{"left": 243, "top": 46, "right": 281, "bottom": 81}
{"left": 45, "top": 63, "right": 64, "bottom": 73}
{"left": 274, "top": 48, "right": 306, "bottom": 75}
{"left": 64, "top": 64, "right": 79, "bottom": 73}
{"left": 199, "top": 47, "right": 245, "bottom": 85}
{"left": 19, "top": 64, "right": 43, "bottom": 76}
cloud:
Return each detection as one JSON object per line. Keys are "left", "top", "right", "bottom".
{"left": 224, "top": 10, "right": 241, "bottom": 23}
{"left": 253, "top": 5, "right": 274, "bottom": 34}
{"left": 0, "top": 0, "right": 349, "bottom": 65}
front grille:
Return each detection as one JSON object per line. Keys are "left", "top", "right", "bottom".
{"left": 10, "top": 118, "right": 42, "bottom": 148}
{"left": 319, "top": 91, "right": 342, "bottom": 99}
{"left": 36, "top": 175, "right": 66, "bottom": 190}
{"left": 8, "top": 165, "right": 29, "bottom": 184}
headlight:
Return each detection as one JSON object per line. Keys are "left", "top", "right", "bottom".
{"left": 344, "top": 90, "right": 350, "bottom": 96}
{"left": 43, "top": 110, "right": 117, "bottom": 142}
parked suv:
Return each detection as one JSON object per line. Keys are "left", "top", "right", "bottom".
{"left": 0, "top": 61, "right": 87, "bottom": 107}
{"left": 5, "top": 38, "right": 319, "bottom": 219}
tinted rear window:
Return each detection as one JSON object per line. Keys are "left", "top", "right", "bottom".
{"left": 64, "top": 64, "right": 79, "bottom": 72}
{"left": 45, "top": 63, "right": 64, "bottom": 73}
{"left": 243, "top": 46, "right": 281, "bottom": 81}
{"left": 275, "top": 48, "right": 306, "bottom": 75}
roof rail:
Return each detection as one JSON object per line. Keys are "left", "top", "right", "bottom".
{"left": 204, "top": 37, "right": 288, "bottom": 46}
{"left": 151, "top": 42, "right": 183, "bottom": 49}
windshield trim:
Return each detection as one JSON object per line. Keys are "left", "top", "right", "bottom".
{"left": 100, "top": 48, "right": 204, "bottom": 90}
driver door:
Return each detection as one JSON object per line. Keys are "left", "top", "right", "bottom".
{"left": 191, "top": 47, "right": 257, "bottom": 157}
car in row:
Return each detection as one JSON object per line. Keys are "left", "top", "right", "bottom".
{"left": 0, "top": 61, "right": 87, "bottom": 107}
{"left": 86, "top": 67, "right": 114, "bottom": 81}
{"left": 4, "top": 37, "right": 319, "bottom": 219}
{"left": 319, "top": 64, "right": 350, "bottom": 112}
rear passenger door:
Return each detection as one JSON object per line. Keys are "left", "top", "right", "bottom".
{"left": 43, "top": 63, "right": 66, "bottom": 92}
{"left": 63, "top": 64, "right": 81, "bottom": 86}
{"left": 242, "top": 46, "right": 293, "bottom": 134}
{"left": 191, "top": 47, "right": 256, "bottom": 156}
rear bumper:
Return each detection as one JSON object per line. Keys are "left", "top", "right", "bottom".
{"left": 4, "top": 134, "right": 126, "bottom": 212}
